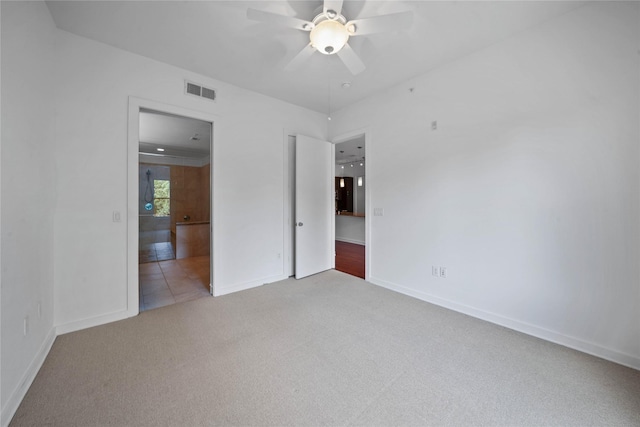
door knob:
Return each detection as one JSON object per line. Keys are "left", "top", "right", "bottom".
{"left": 298, "top": 222, "right": 303, "bottom": 226}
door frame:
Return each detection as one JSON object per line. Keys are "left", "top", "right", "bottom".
{"left": 127, "top": 97, "right": 218, "bottom": 316}
{"left": 283, "top": 133, "right": 295, "bottom": 277}
{"left": 332, "top": 129, "right": 370, "bottom": 281}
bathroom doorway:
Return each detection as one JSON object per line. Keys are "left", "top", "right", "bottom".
{"left": 334, "top": 135, "right": 366, "bottom": 279}
{"left": 137, "top": 109, "right": 212, "bottom": 311}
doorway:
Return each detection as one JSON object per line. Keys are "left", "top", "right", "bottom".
{"left": 285, "top": 132, "right": 367, "bottom": 280}
{"left": 334, "top": 135, "right": 366, "bottom": 279}
{"left": 129, "top": 104, "right": 214, "bottom": 312}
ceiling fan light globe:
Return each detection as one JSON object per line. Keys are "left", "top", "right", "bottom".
{"left": 310, "top": 20, "right": 349, "bottom": 55}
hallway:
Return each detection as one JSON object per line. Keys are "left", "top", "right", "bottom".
{"left": 139, "top": 255, "right": 210, "bottom": 311}
{"left": 335, "top": 241, "right": 365, "bottom": 279}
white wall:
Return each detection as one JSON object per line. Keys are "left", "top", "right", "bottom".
{"left": 52, "top": 27, "right": 327, "bottom": 329}
{"left": 330, "top": 2, "right": 640, "bottom": 369}
{"left": 1, "top": 1, "right": 57, "bottom": 423}
{"left": 335, "top": 216, "right": 365, "bottom": 245}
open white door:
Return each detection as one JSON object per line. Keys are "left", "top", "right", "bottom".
{"left": 295, "top": 134, "right": 334, "bottom": 279}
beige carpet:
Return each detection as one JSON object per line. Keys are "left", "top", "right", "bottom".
{"left": 10, "top": 270, "right": 640, "bottom": 426}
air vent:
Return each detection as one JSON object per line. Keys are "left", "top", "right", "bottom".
{"left": 186, "top": 82, "right": 201, "bottom": 96}
{"left": 184, "top": 80, "right": 216, "bottom": 102}
{"left": 201, "top": 87, "right": 216, "bottom": 101}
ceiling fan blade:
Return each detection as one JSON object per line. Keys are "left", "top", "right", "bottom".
{"left": 337, "top": 43, "right": 366, "bottom": 75}
{"left": 346, "top": 11, "right": 413, "bottom": 36}
{"left": 247, "top": 8, "right": 313, "bottom": 31}
{"left": 284, "top": 43, "right": 317, "bottom": 71}
{"left": 323, "top": 0, "right": 344, "bottom": 17}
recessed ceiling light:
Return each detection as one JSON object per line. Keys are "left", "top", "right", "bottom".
{"left": 157, "top": 148, "right": 165, "bottom": 152}
{"left": 341, "top": 82, "right": 351, "bottom": 89}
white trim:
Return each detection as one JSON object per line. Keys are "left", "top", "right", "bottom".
{"left": 282, "top": 131, "right": 293, "bottom": 278}
{"left": 368, "top": 276, "right": 640, "bottom": 371}
{"left": 139, "top": 153, "right": 209, "bottom": 168}
{"left": 0, "top": 1, "right": 3, "bottom": 418}
{"left": 213, "top": 274, "right": 289, "bottom": 297}
{"left": 128, "top": 97, "right": 219, "bottom": 305}
{"left": 335, "top": 237, "right": 365, "bottom": 246}
{"left": 330, "top": 144, "right": 336, "bottom": 270}
{"left": 1, "top": 328, "right": 56, "bottom": 427}
{"left": 55, "top": 309, "right": 132, "bottom": 336}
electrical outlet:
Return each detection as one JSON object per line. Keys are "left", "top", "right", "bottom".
{"left": 112, "top": 211, "right": 121, "bottom": 222}
{"left": 431, "top": 121, "right": 438, "bottom": 130}
{"left": 374, "top": 208, "right": 384, "bottom": 216}
{"left": 432, "top": 266, "right": 439, "bottom": 277}
{"left": 439, "top": 267, "right": 447, "bottom": 278}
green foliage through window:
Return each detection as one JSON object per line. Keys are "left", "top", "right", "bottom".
{"left": 154, "top": 180, "right": 170, "bottom": 217}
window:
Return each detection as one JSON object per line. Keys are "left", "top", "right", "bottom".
{"left": 154, "top": 180, "right": 170, "bottom": 217}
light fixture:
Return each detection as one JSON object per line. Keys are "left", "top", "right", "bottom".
{"left": 350, "top": 163, "right": 354, "bottom": 167}
{"left": 339, "top": 149, "right": 346, "bottom": 188}
{"left": 310, "top": 19, "right": 349, "bottom": 55}
{"left": 156, "top": 148, "right": 165, "bottom": 152}
{"left": 358, "top": 176, "right": 363, "bottom": 187}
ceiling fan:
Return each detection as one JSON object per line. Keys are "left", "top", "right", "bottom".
{"left": 246, "top": 0, "right": 413, "bottom": 75}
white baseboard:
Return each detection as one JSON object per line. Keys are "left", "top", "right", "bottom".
{"left": 1, "top": 328, "right": 56, "bottom": 427}
{"left": 368, "top": 276, "right": 640, "bottom": 371}
{"left": 213, "top": 274, "right": 288, "bottom": 297}
{"left": 335, "top": 237, "right": 365, "bottom": 246}
{"left": 55, "top": 309, "right": 134, "bottom": 335}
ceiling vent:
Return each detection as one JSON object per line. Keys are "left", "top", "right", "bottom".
{"left": 185, "top": 80, "right": 216, "bottom": 102}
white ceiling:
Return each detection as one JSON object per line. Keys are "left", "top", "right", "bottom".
{"left": 139, "top": 109, "right": 211, "bottom": 159}
{"left": 336, "top": 134, "right": 365, "bottom": 165}
{"left": 46, "top": 1, "right": 585, "bottom": 114}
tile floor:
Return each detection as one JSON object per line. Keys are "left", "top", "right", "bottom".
{"left": 139, "top": 241, "right": 175, "bottom": 263}
{"left": 139, "top": 255, "right": 211, "bottom": 312}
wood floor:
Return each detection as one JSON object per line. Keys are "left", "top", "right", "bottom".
{"left": 335, "top": 240, "right": 365, "bottom": 279}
